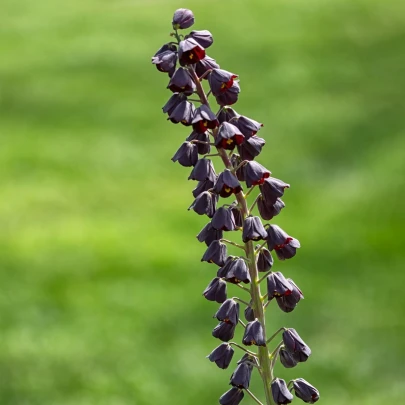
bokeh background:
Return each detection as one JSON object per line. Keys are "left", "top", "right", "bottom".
{"left": 1, "top": 0, "right": 404, "bottom": 404}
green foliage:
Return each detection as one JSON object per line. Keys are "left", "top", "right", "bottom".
{"left": 0, "top": 0, "right": 404, "bottom": 404}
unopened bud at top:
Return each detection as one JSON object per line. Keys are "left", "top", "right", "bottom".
{"left": 172, "top": 8, "right": 195, "bottom": 29}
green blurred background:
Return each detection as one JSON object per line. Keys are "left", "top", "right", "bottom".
{"left": 1, "top": 0, "right": 404, "bottom": 404}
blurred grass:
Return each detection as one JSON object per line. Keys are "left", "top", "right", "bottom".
{"left": 0, "top": 0, "right": 404, "bottom": 404}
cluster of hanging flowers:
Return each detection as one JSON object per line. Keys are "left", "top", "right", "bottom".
{"left": 152, "top": 8, "right": 320, "bottom": 405}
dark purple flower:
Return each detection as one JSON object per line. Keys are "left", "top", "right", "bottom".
{"left": 214, "top": 298, "right": 239, "bottom": 325}
{"left": 293, "top": 378, "right": 320, "bottom": 403}
{"left": 258, "top": 197, "right": 285, "bottom": 220}
{"left": 230, "top": 362, "right": 252, "bottom": 389}
{"left": 260, "top": 177, "right": 290, "bottom": 204}
{"left": 219, "top": 388, "right": 244, "bottom": 405}
{"left": 276, "top": 279, "right": 304, "bottom": 313}
{"left": 167, "top": 67, "right": 196, "bottom": 94}
{"left": 171, "top": 141, "right": 198, "bottom": 167}
{"left": 207, "top": 343, "right": 234, "bottom": 369}
{"left": 242, "top": 216, "right": 267, "bottom": 243}
{"left": 237, "top": 136, "right": 266, "bottom": 161}
{"left": 218, "top": 257, "right": 251, "bottom": 284}
{"left": 282, "top": 328, "right": 311, "bottom": 362}
{"left": 244, "top": 305, "right": 255, "bottom": 322}
{"left": 212, "top": 321, "right": 236, "bottom": 342}
{"left": 256, "top": 246, "right": 273, "bottom": 272}
{"left": 151, "top": 49, "right": 177, "bottom": 76}
{"left": 215, "top": 122, "right": 245, "bottom": 150}
{"left": 271, "top": 378, "right": 293, "bottom": 405}
{"left": 203, "top": 277, "right": 227, "bottom": 303}
{"left": 230, "top": 205, "right": 243, "bottom": 228}
{"left": 279, "top": 348, "right": 298, "bottom": 368}
{"left": 188, "top": 158, "right": 217, "bottom": 182}
{"left": 231, "top": 154, "right": 245, "bottom": 182}
{"left": 186, "top": 30, "right": 213, "bottom": 48}
{"left": 172, "top": 8, "right": 195, "bottom": 29}
{"left": 178, "top": 38, "right": 206, "bottom": 65}
{"left": 201, "top": 240, "right": 228, "bottom": 266}
{"left": 214, "top": 169, "right": 242, "bottom": 197}
{"left": 237, "top": 353, "right": 255, "bottom": 365}
{"left": 192, "top": 105, "right": 219, "bottom": 133}
{"left": 218, "top": 107, "right": 239, "bottom": 124}
{"left": 188, "top": 190, "right": 217, "bottom": 217}
{"left": 168, "top": 100, "right": 195, "bottom": 125}
{"left": 215, "top": 81, "right": 240, "bottom": 106}
{"left": 195, "top": 55, "right": 220, "bottom": 78}
{"left": 235, "top": 115, "right": 263, "bottom": 139}
{"left": 192, "top": 179, "right": 215, "bottom": 198}
{"left": 186, "top": 130, "right": 211, "bottom": 155}
{"left": 208, "top": 69, "right": 238, "bottom": 96}
{"left": 162, "top": 92, "right": 186, "bottom": 115}
{"left": 266, "top": 224, "right": 300, "bottom": 260}
{"left": 197, "top": 222, "right": 223, "bottom": 246}
{"left": 244, "top": 161, "right": 271, "bottom": 187}
{"left": 267, "top": 272, "right": 293, "bottom": 300}
{"left": 212, "top": 207, "right": 235, "bottom": 231}
{"left": 242, "top": 320, "right": 266, "bottom": 346}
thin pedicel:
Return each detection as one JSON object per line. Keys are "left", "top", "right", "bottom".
{"left": 152, "top": 8, "right": 320, "bottom": 405}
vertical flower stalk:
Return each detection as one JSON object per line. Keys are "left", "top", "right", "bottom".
{"left": 152, "top": 9, "right": 320, "bottom": 405}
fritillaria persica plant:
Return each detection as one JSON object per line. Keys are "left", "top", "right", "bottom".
{"left": 152, "top": 8, "right": 320, "bottom": 405}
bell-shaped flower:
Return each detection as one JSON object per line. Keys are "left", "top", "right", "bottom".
{"left": 256, "top": 246, "right": 273, "bottom": 272}
{"left": 237, "top": 136, "right": 266, "bottom": 161}
{"left": 218, "top": 107, "right": 239, "bottom": 124}
{"left": 171, "top": 141, "right": 198, "bottom": 167}
{"left": 267, "top": 271, "right": 293, "bottom": 300}
{"left": 212, "top": 207, "right": 236, "bottom": 231}
{"left": 192, "top": 179, "right": 215, "bottom": 198}
{"left": 242, "top": 216, "right": 267, "bottom": 243}
{"left": 168, "top": 100, "right": 195, "bottom": 125}
{"left": 167, "top": 67, "right": 196, "bottom": 94}
{"left": 279, "top": 348, "right": 298, "bottom": 368}
{"left": 215, "top": 81, "right": 240, "bottom": 106}
{"left": 230, "top": 205, "right": 243, "bottom": 228}
{"left": 242, "top": 319, "right": 266, "bottom": 346}
{"left": 258, "top": 197, "right": 285, "bottom": 220}
{"left": 186, "top": 30, "right": 213, "bottom": 48}
{"left": 208, "top": 69, "right": 238, "bottom": 96}
{"left": 267, "top": 224, "right": 300, "bottom": 260}
{"left": 230, "top": 362, "right": 252, "bottom": 389}
{"left": 244, "top": 305, "right": 255, "bottom": 322}
{"left": 231, "top": 154, "right": 245, "bottom": 182}
{"left": 214, "top": 169, "right": 242, "bottom": 197}
{"left": 207, "top": 343, "right": 234, "bottom": 369}
{"left": 293, "top": 378, "right": 320, "bottom": 404}
{"left": 203, "top": 277, "right": 227, "bottom": 303}
{"left": 188, "top": 158, "right": 217, "bottom": 182}
{"left": 202, "top": 240, "right": 228, "bottom": 266}
{"left": 235, "top": 115, "right": 263, "bottom": 139}
{"left": 188, "top": 190, "right": 217, "bottom": 217}
{"left": 282, "top": 328, "right": 311, "bottom": 362}
{"left": 172, "top": 8, "right": 195, "bottom": 29}
{"left": 218, "top": 257, "right": 251, "bottom": 284}
{"left": 260, "top": 177, "right": 290, "bottom": 204}
{"left": 276, "top": 278, "right": 304, "bottom": 313}
{"left": 219, "top": 388, "right": 244, "bottom": 405}
{"left": 212, "top": 321, "right": 236, "bottom": 342}
{"left": 243, "top": 161, "right": 271, "bottom": 187}
{"left": 195, "top": 55, "right": 220, "bottom": 78}
{"left": 187, "top": 131, "right": 211, "bottom": 155}
{"left": 214, "top": 298, "right": 239, "bottom": 325}
{"left": 192, "top": 105, "right": 219, "bottom": 133}
{"left": 271, "top": 378, "right": 293, "bottom": 405}
{"left": 162, "top": 92, "right": 186, "bottom": 115}
{"left": 197, "top": 222, "right": 223, "bottom": 246}
{"left": 151, "top": 49, "right": 177, "bottom": 76}
{"left": 178, "top": 38, "right": 206, "bottom": 65}
{"left": 215, "top": 122, "right": 244, "bottom": 150}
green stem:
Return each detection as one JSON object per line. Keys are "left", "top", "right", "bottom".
{"left": 229, "top": 342, "right": 258, "bottom": 357}
{"left": 220, "top": 239, "right": 246, "bottom": 251}
{"left": 266, "top": 328, "right": 286, "bottom": 345}
{"left": 258, "top": 270, "right": 272, "bottom": 285}
{"left": 245, "top": 389, "right": 265, "bottom": 405}
{"left": 233, "top": 297, "right": 251, "bottom": 306}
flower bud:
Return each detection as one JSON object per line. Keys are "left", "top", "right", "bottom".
{"left": 162, "top": 92, "right": 186, "bottom": 115}
{"left": 279, "top": 348, "right": 298, "bottom": 368}
{"left": 172, "top": 8, "right": 195, "bottom": 29}
{"left": 243, "top": 161, "right": 271, "bottom": 187}
{"left": 293, "top": 378, "right": 320, "bottom": 403}
{"left": 202, "top": 240, "right": 228, "bottom": 266}
{"left": 242, "top": 216, "right": 267, "bottom": 243}
{"left": 187, "top": 131, "right": 211, "bottom": 155}
{"left": 195, "top": 55, "right": 220, "bottom": 78}
{"left": 256, "top": 246, "right": 273, "bottom": 272}
{"left": 266, "top": 224, "right": 300, "bottom": 260}
{"left": 192, "top": 179, "right": 215, "bottom": 198}
{"left": 218, "top": 107, "right": 239, "bottom": 124}
{"left": 208, "top": 69, "right": 238, "bottom": 96}
{"left": 171, "top": 141, "right": 198, "bottom": 167}
{"left": 215, "top": 82, "right": 240, "bottom": 106}
{"left": 267, "top": 272, "right": 293, "bottom": 300}
{"left": 203, "top": 277, "right": 227, "bottom": 303}
{"left": 178, "top": 38, "right": 206, "bottom": 65}
{"left": 214, "top": 169, "right": 243, "bottom": 197}
{"left": 212, "top": 207, "right": 236, "bottom": 231}
{"left": 282, "top": 328, "right": 311, "bottom": 362}
{"left": 215, "top": 122, "right": 245, "bottom": 150}
{"left": 212, "top": 321, "right": 236, "bottom": 342}
{"left": 237, "top": 136, "right": 266, "bottom": 160}
{"left": 218, "top": 257, "right": 251, "bottom": 284}
{"left": 168, "top": 100, "right": 195, "bottom": 125}
{"left": 188, "top": 158, "right": 217, "bottom": 182}
{"left": 186, "top": 30, "right": 213, "bottom": 48}
{"left": 197, "top": 222, "right": 223, "bottom": 246}
{"left": 214, "top": 298, "right": 239, "bottom": 325}
{"left": 151, "top": 49, "right": 177, "bottom": 76}
{"left": 260, "top": 177, "right": 290, "bottom": 204}
{"left": 244, "top": 305, "right": 255, "bottom": 322}
{"left": 271, "top": 378, "right": 293, "bottom": 405}
{"left": 219, "top": 388, "right": 244, "bottom": 405}
{"left": 235, "top": 115, "right": 263, "bottom": 139}
{"left": 167, "top": 67, "right": 196, "bottom": 94}
{"left": 276, "top": 278, "right": 304, "bottom": 313}
{"left": 242, "top": 320, "right": 266, "bottom": 346}
{"left": 258, "top": 197, "right": 285, "bottom": 220}
{"left": 207, "top": 343, "right": 234, "bottom": 369}
{"left": 192, "top": 105, "right": 219, "bottom": 133}
{"left": 188, "top": 190, "right": 217, "bottom": 217}
{"left": 230, "top": 362, "right": 252, "bottom": 389}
